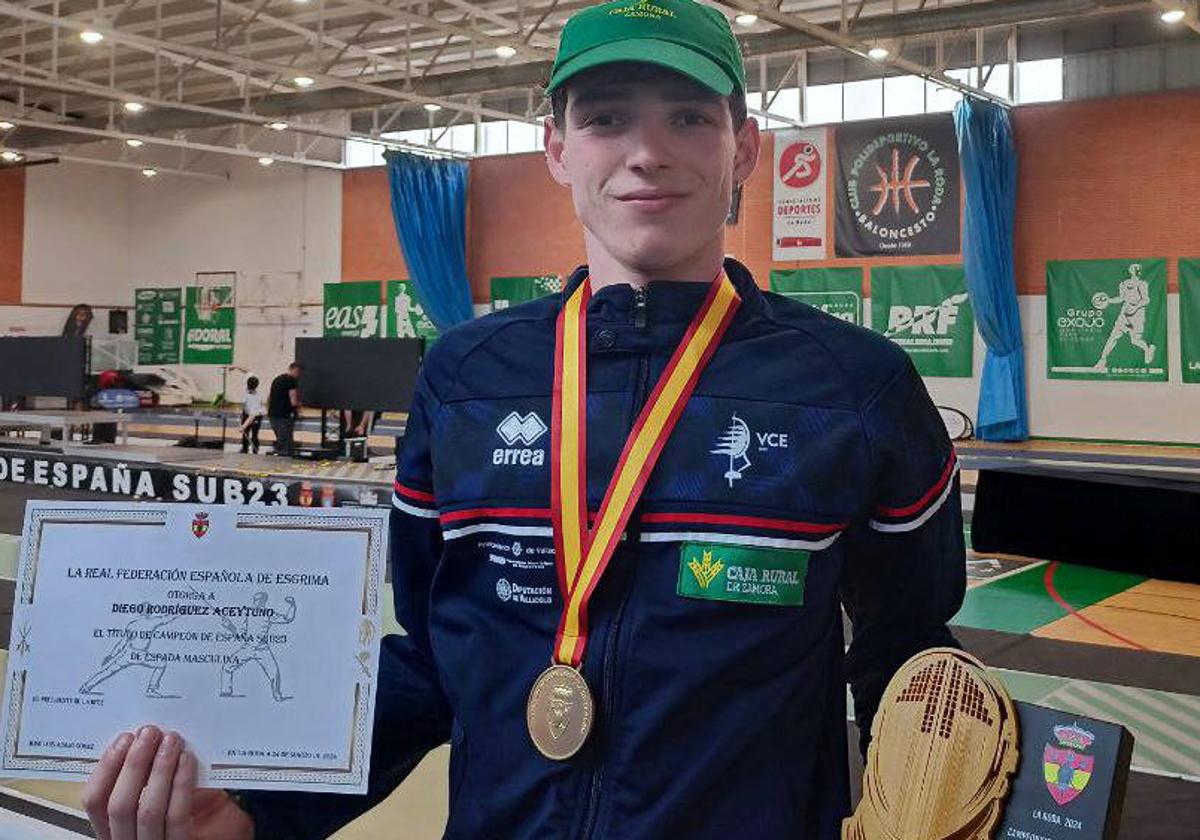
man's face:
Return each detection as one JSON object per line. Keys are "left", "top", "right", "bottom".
{"left": 545, "top": 73, "right": 759, "bottom": 276}
{"left": 288, "top": 365, "right": 300, "bottom": 377}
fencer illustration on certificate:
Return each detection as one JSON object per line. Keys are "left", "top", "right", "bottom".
{"left": 0, "top": 501, "right": 387, "bottom": 794}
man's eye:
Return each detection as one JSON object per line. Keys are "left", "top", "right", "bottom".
{"left": 678, "top": 111, "right": 715, "bottom": 126}
{"left": 579, "top": 113, "right": 621, "bottom": 128}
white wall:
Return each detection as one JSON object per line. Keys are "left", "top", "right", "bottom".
{"left": 10, "top": 157, "right": 341, "bottom": 400}
{"left": 917, "top": 295, "right": 1200, "bottom": 445}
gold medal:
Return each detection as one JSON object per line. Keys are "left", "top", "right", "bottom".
{"left": 526, "top": 664, "right": 594, "bottom": 761}
{"left": 532, "top": 271, "right": 741, "bottom": 759}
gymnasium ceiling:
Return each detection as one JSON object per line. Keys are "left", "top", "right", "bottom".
{"left": 0, "top": 0, "right": 1196, "bottom": 174}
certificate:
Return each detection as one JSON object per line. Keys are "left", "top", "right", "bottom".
{"left": 0, "top": 501, "right": 387, "bottom": 794}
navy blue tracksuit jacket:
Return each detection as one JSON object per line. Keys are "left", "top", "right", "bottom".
{"left": 244, "top": 258, "right": 965, "bottom": 838}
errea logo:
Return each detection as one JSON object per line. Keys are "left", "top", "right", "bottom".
{"left": 494, "top": 411, "right": 548, "bottom": 467}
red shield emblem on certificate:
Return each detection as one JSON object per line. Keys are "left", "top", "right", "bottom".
{"left": 192, "top": 512, "right": 210, "bottom": 539}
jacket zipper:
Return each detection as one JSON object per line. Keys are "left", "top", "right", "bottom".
{"left": 578, "top": 285, "right": 650, "bottom": 840}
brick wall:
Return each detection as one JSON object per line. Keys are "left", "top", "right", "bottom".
{"left": 0, "top": 168, "right": 24, "bottom": 304}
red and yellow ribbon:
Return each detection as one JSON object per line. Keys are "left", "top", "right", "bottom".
{"left": 550, "top": 273, "right": 741, "bottom": 668}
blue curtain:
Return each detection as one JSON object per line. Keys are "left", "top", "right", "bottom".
{"left": 383, "top": 151, "right": 475, "bottom": 330}
{"left": 954, "top": 99, "right": 1029, "bottom": 441}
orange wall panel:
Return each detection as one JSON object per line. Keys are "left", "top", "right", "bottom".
{"left": 0, "top": 168, "right": 24, "bottom": 304}
{"left": 1011, "top": 91, "right": 1200, "bottom": 295}
{"left": 341, "top": 167, "right": 408, "bottom": 282}
{"left": 342, "top": 92, "right": 1200, "bottom": 301}
{"left": 467, "top": 151, "right": 585, "bottom": 301}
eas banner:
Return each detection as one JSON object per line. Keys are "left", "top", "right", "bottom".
{"left": 871, "top": 265, "right": 974, "bottom": 377}
{"left": 769, "top": 268, "right": 863, "bottom": 325}
{"left": 490, "top": 275, "right": 562, "bottom": 311}
{"left": 835, "top": 114, "right": 960, "bottom": 257}
{"left": 134, "top": 287, "right": 182, "bottom": 365}
{"left": 323, "top": 281, "right": 382, "bottom": 338}
{"left": 772, "top": 128, "right": 828, "bottom": 261}
{"left": 1046, "top": 259, "right": 1167, "bottom": 382}
{"left": 182, "top": 286, "right": 235, "bottom": 365}
{"left": 1181, "top": 259, "right": 1200, "bottom": 384}
{"left": 386, "top": 280, "right": 438, "bottom": 340}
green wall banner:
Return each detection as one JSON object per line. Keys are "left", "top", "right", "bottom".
{"left": 134, "top": 287, "right": 182, "bottom": 365}
{"left": 1046, "top": 258, "right": 1167, "bottom": 382}
{"left": 769, "top": 267, "right": 863, "bottom": 325}
{"left": 871, "top": 264, "right": 974, "bottom": 378}
{"left": 1181, "top": 259, "right": 1200, "bottom": 384}
{"left": 386, "top": 280, "right": 439, "bottom": 340}
{"left": 489, "top": 275, "right": 561, "bottom": 311}
{"left": 182, "top": 286, "right": 235, "bottom": 365}
{"left": 323, "top": 281, "right": 382, "bottom": 338}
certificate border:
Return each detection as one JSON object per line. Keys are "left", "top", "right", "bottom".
{"left": 5, "top": 507, "right": 169, "bottom": 777}
{"left": 1, "top": 505, "right": 387, "bottom": 792}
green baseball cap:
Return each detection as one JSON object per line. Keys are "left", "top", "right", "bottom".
{"left": 546, "top": 0, "right": 745, "bottom": 97}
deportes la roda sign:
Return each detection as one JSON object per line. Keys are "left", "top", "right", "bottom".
{"left": 835, "top": 114, "right": 960, "bottom": 257}
{"left": 772, "top": 128, "right": 828, "bottom": 261}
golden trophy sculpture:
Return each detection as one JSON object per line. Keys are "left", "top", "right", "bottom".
{"left": 844, "top": 648, "right": 1019, "bottom": 840}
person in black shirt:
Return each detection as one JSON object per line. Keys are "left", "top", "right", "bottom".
{"left": 267, "top": 363, "right": 301, "bottom": 456}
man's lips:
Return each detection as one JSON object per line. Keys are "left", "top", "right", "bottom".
{"left": 614, "top": 190, "right": 688, "bottom": 210}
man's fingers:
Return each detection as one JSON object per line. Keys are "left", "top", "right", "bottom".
{"left": 135, "top": 731, "right": 185, "bottom": 840}
{"left": 164, "top": 748, "right": 197, "bottom": 840}
{"left": 83, "top": 731, "right": 135, "bottom": 840}
{"left": 106, "top": 725, "right": 163, "bottom": 840}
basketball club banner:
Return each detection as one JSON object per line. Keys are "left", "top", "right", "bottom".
{"left": 490, "top": 275, "right": 562, "bottom": 311}
{"left": 1180, "top": 258, "right": 1200, "bottom": 384}
{"left": 772, "top": 127, "right": 828, "bottom": 261}
{"left": 323, "top": 281, "right": 382, "bottom": 338}
{"left": 1046, "top": 258, "right": 1167, "bottom": 382}
{"left": 134, "top": 287, "right": 182, "bottom": 365}
{"left": 182, "top": 285, "right": 235, "bottom": 365}
{"left": 835, "top": 114, "right": 960, "bottom": 257}
{"left": 871, "top": 265, "right": 974, "bottom": 377}
{"left": 769, "top": 268, "right": 863, "bottom": 325}
{"left": 387, "top": 279, "right": 439, "bottom": 340}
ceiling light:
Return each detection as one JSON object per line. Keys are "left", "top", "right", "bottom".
{"left": 123, "top": 101, "right": 146, "bottom": 113}
{"left": 424, "top": 103, "right": 442, "bottom": 112}
{"left": 1161, "top": 8, "right": 1186, "bottom": 23}
{"left": 867, "top": 45, "right": 890, "bottom": 61}
{"left": 0, "top": 121, "right": 13, "bottom": 131}
{"left": 267, "top": 121, "right": 289, "bottom": 131}
{"left": 1, "top": 150, "right": 21, "bottom": 163}
{"left": 734, "top": 13, "right": 758, "bottom": 26}
{"left": 293, "top": 76, "right": 315, "bottom": 88}
{"left": 141, "top": 167, "right": 158, "bottom": 177}
{"left": 125, "top": 138, "right": 144, "bottom": 148}
{"left": 258, "top": 156, "right": 275, "bottom": 166}
{"left": 495, "top": 45, "right": 517, "bottom": 59}
{"left": 80, "top": 30, "right": 104, "bottom": 45}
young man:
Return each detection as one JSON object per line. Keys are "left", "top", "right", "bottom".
{"left": 240, "top": 376, "right": 264, "bottom": 454}
{"left": 266, "top": 362, "right": 301, "bottom": 456}
{"left": 83, "top": 1, "right": 964, "bottom": 837}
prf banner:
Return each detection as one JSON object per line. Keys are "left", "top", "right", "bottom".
{"left": 323, "top": 282, "right": 382, "bottom": 338}
{"left": 769, "top": 268, "right": 863, "bottom": 325}
{"left": 872, "top": 265, "right": 974, "bottom": 378}
{"left": 1181, "top": 259, "right": 1200, "bottom": 384}
{"left": 772, "top": 127, "right": 828, "bottom": 261}
{"left": 835, "top": 114, "right": 960, "bottom": 257}
{"left": 490, "top": 275, "right": 562, "bottom": 311}
{"left": 386, "top": 280, "right": 439, "bottom": 340}
{"left": 1046, "top": 259, "right": 1168, "bottom": 382}
{"left": 182, "top": 286, "right": 235, "bottom": 365}
{"left": 134, "top": 288, "right": 182, "bottom": 365}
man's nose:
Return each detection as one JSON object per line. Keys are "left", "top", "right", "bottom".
{"left": 625, "top": 119, "right": 674, "bottom": 172}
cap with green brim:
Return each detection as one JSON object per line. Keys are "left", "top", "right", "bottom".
{"left": 546, "top": 0, "right": 745, "bottom": 96}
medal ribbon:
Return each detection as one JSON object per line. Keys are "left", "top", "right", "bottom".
{"left": 551, "top": 272, "right": 741, "bottom": 668}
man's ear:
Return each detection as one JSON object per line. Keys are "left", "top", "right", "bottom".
{"left": 544, "top": 116, "right": 571, "bottom": 187}
{"left": 732, "top": 116, "right": 761, "bottom": 186}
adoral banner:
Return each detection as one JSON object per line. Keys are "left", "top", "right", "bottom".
{"left": 769, "top": 268, "right": 863, "bottom": 326}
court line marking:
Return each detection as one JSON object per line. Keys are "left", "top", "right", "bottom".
{"left": 1042, "top": 561, "right": 1148, "bottom": 651}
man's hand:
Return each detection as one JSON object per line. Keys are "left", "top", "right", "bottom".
{"left": 84, "top": 726, "right": 254, "bottom": 840}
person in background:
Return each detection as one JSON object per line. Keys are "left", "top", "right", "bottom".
{"left": 267, "top": 363, "right": 301, "bottom": 456}
{"left": 240, "top": 376, "right": 265, "bottom": 455}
